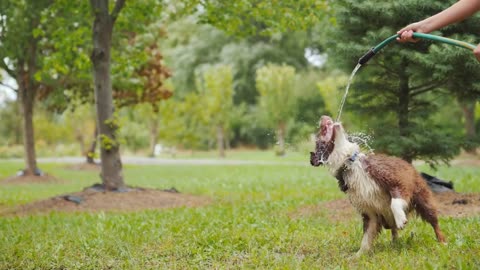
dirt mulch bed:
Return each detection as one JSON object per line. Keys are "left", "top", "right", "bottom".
{"left": 292, "top": 192, "right": 480, "bottom": 222}
{"left": 435, "top": 192, "right": 480, "bottom": 218}
{"left": 1, "top": 174, "right": 65, "bottom": 185}
{"left": 2, "top": 186, "right": 210, "bottom": 216}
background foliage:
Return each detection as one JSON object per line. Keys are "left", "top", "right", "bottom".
{"left": 0, "top": 0, "right": 478, "bottom": 162}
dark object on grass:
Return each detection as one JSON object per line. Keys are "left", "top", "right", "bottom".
{"left": 86, "top": 183, "right": 105, "bottom": 192}
{"left": 115, "top": 186, "right": 132, "bottom": 193}
{"left": 420, "top": 172, "right": 454, "bottom": 193}
{"left": 64, "top": 195, "right": 83, "bottom": 205}
{"left": 16, "top": 168, "right": 44, "bottom": 177}
{"left": 452, "top": 199, "right": 469, "bottom": 205}
{"left": 84, "top": 183, "right": 135, "bottom": 193}
{"left": 163, "top": 187, "right": 179, "bottom": 193}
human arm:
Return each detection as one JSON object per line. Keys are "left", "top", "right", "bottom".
{"left": 397, "top": 0, "right": 480, "bottom": 42}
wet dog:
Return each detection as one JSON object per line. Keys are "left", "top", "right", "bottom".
{"left": 310, "top": 115, "right": 445, "bottom": 256}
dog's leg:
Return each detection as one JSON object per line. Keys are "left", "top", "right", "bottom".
{"left": 356, "top": 214, "right": 380, "bottom": 257}
{"left": 390, "top": 188, "right": 409, "bottom": 229}
{"left": 413, "top": 190, "right": 446, "bottom": 243}
{"left": 391, "top": 227, "right": 398, "bottom": 242}
{"left": 362, "top": 213, "right": 369, "bottom": 234}
{"left": 391, "top": 198, "right": 408, "bottom": 229}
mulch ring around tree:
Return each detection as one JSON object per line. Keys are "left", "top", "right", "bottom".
{"left": 2, "top": 185, "right": 211, "bottom": 216}
{"left": 292, "top": 192, "right": 480, "bottom": 222}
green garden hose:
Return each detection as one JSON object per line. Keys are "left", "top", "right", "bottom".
{"left": 358, "top": 33, "right": 477, "bottom": 65}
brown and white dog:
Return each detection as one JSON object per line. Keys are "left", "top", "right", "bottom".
{"left": 310, "top": 115, "right": 445, "bottom": 256}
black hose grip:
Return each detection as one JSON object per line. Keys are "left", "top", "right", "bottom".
{"left": 358, "top": 48, "right": 376, "bottom": 65}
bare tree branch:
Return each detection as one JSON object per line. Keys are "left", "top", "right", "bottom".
{"left": 375, "top": 61, "right": 400, "bottom": 78}
{"left": 0, "top": 82, "right": 17, "bottom": 92}
{"left": 410, "top": 80, "right": 442, "bottom": 91}
{"left": 110, "top": 0, "right": 126, "bottom": 22}
{"left": 410, "top": 79, "right": 447, "bottom": 97}
{"left": 0, "top": 58, "right": 16, "bottom": 78}
{"left": 410, "top": 84, "right": 444, "bottom": 97}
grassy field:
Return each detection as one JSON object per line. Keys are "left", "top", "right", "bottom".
{"left": 0, "top": 158, "right": 479, "bottom": 269}
{"left": 153, "top": 149, "right": 309, "bottom": 161}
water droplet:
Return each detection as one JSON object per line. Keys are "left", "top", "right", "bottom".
{"left": 348, "top": 132, "right": 374, "bottom": 154}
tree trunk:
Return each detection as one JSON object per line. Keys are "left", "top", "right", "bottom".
{"left": 460, "top": 99, "right": 477, "bottom": 154}
{"left": 15, "top": 105, "right": 23, "bottom": 145}
{"left": 276, "top": 122, "right": 286, "bottom": 156}
{"left": 18, "top": 29, "right": 41, "bottom": 176}
{"left": 18, "top": 67, "right": 38, "bottom": 175}
{"left": 149, "top": 117, "right": 159, "bottom": 157}
{"left": 225, "top": 132, "right": 230, "bottom": 151}
{"left": 86, "top": 126, "right": 98, "bottom": 164}
{"left": 76, "top": 132, "right": 86, "bottom": 156}
{"left": 217, "top": 125, "right": 225, "bottom": 158}
{"left": 90, "top": 0, "right": 125, "bottom": 190}
{"left": 397, "top": 65, "right": 412, "bottom": 163}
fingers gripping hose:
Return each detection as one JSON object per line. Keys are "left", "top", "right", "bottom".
{"left": 358, "top": 33, "right": 477, "bottom": 65}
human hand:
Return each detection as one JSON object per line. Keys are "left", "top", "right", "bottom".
{"left": 475, "top": 44, "right": 480, "bottom": 62}
{"left": 397, "top": 22, "right": 429, "bottom": 43}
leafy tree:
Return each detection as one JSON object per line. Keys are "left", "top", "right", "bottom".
{"left": 287, "top": 69, "right": 329, "bottom": 144}
{"left": 0, "top": 0, "right": 55, "bottom": 175}
{"left": 124, "top": 102, "right": 167, "bottom": 157}
{"left": 62, "top": 101, "right": 96, "bottom": 158}
{"left": 325, "top": 0, "right": 470, "bottom": 166}
{"left": 155, "top": 97, "right": 191, "bottom": 154}
{"left": 219, "top": 31, "right": 315, "bottom": 105}
{"left": 38, "top": 4, "right": 172, "bottom": 163}
{"left": 33, "top": 0, "right": 168, "bottom": 189}
{"left": 112, "top": 21, "right": 172, "bottom": 108}
{"left": 163, "top": 16, "right": 320, "bottom": 105}
{"left": 256, "top": 64, "right": 297, "bottom": 156}
{"left": 33, "top": 110, "right": 73, "bottom": 146}
{"left": 315, "top": 70, "right": 369, "bottom": 131}
{"left": 129, "top": 92, "right": 210, "bottom": 155}
{"left": 88, "top": 0, "right": 167, "bottom": 189}
{"left": 198, "top": 0, "right": 332, "bottom": 36}
{"left": 424, "top": 32, "right": 480, "bottom": 154}
{"left": 161, "top": 17, "right": 231, "bottom": 98}
{"left": 173, "top": 92, "right": 211, "bottom": 152}
{"left": 196, "top": 64, "right": 234, "bottom": 157}
{"left": 89, "top": 0, "right": 129, "bottom": 190}
{"left": 136, "top": 104, "right": 161, "bottom": 156}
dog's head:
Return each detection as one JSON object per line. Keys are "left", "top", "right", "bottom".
{"left": 310, "top": 115, "right": 337, "bottom": 167}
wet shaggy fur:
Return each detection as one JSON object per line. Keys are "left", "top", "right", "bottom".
{"left": 310, "top": 116, "right": 445, "bottom": 256}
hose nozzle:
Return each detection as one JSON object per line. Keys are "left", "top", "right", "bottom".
{"left": 358, "top": 48, "right": 376, "bottom": 65}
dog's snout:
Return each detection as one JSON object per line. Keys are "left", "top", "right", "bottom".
{"left": 310, "top": 152, "right": 323, "bottom": 167}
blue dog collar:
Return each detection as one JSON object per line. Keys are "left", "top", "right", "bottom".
{"left": 348, "top": 152, "right": 359, "bottom": 162}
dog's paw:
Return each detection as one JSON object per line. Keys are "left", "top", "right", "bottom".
{"left": 391, "top": 198, "right": 408, "bottom": 229}
{"left": 395, "top": 214, "right": 408, "bottom": 229}
{"left": 350, "top": 251, "right": 364, "bottom": 260}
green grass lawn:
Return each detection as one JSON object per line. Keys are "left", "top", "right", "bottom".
{"left": 152, "top": 148, "right": 309, "bottom": 162}
{"left": 0, "top": 160, "right": 479, "bottom": 269}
